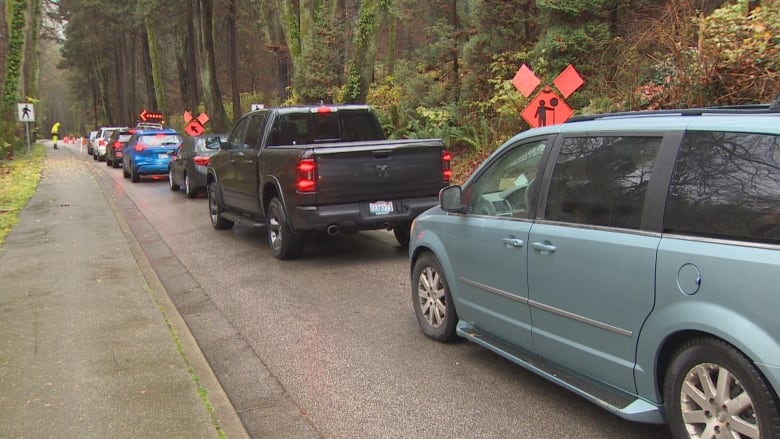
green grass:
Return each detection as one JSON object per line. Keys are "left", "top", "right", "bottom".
{"left": 0, "top": 145, "right": 45, "bottom": 247}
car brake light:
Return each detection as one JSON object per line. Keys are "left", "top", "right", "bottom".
{"left": 134, "top": 143, "right": 146, "bottom": 152}
{"left": 296, "top": 159, "right": 316, "bottom": 192}
{"left": 98, "top": 139, "right": 106, "bottom": 146}
{"left": 113, "top": 141, "right": 121, "bottom": 150}
{"left": 442, "top": 150, "right": 452, "bottom": 182}
{"left": 193, "top": 156, "right": 210, "bottom": 166}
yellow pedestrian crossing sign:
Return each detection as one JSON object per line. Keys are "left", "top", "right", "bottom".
{"left": 18, "top": 103, "right": 35, "bottom": 122}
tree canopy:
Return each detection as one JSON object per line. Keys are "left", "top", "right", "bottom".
{"left": 1, "top": 0, "right": 778, "bottom": 163}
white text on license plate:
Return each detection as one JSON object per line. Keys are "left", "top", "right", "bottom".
{"left": 369, "top": 201, "right": 394, "bottom": 216}
{"left": 158, "top": 153, "right": 168, "bottom": 159}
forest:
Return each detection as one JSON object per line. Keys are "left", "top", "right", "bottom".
{"left": 0, "top": 0, "right": 778, "bottom": 173}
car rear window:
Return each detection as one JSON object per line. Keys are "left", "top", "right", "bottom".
{"left": 664, "top": 131, "right": 780, "bottom": 244}
{"left": 140, "top": 134, "right": 181, "bottom": 146}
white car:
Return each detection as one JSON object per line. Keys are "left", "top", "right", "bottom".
{"left": 86, "top": 130, "right": 98, "bottom": 155}
{"left": 93, "top": 126, "right": 128, "bottom": 161}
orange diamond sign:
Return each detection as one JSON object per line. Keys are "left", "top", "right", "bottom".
{"left": 520, "top": 87, "right": 573, "bottom": 129}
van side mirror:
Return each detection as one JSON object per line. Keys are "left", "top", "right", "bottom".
{"left": 440, "top": 186, "right": 465, "bottom": 213}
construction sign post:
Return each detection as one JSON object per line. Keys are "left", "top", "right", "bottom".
{"left": 514, "top": 64, "right": 583, "bottom": 128}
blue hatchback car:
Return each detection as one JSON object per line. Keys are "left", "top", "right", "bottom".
{"left": 410, "top": 102, "right": 780, "bottom": 438}
{"left": 123, "top": 129, "right": 183, "bottom": 183}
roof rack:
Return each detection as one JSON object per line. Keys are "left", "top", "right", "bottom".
{"left": 567, "top": 94, "right": 780, "bottom": 123}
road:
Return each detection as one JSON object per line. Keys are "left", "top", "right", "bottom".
{"left": 80, "top": 145, "right": 671, "bottom": 438}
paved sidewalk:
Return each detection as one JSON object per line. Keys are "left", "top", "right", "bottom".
{"left": 0, "top": 143, "right": 248, "bottom": 438}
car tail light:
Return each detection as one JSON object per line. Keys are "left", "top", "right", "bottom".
{"left": 193, "top": 156, "right": 210, "bottom": 166}
{"left": 98, "top": 139, "right": 106, "bottom": 146}
{"left": 134, "top": 143, "right": 147, "bottom": 152}
{"left": 113, "top": 141, "right": 121, "bottom": 150}
{"left": 296, "top": 158, "right": 316, "bottom": 192}
{"left": 442, "top": 150, "right": 452, "bottom": 182}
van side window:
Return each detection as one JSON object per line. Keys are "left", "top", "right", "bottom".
{"left": 545, "top": 136, "right": 662, "bottom": 229}
{"left": 466, "top": 139, "right": 547, "bottom": 218}
{"left": 664, "top": 132, "right": 780, "bottom": 244}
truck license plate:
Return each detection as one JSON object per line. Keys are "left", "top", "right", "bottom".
{"left": 369, "top": 201, "right": 394, "bottom": 216}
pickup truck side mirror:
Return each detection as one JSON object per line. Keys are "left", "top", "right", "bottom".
{"left": 440, "top": 186, "right": 466, "bottom": 213}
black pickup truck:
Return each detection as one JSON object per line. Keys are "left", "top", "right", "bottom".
{"left": 206, "top": 105, "right": 451, "bottom": 259}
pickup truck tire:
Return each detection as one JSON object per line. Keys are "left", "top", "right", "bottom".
{"left": 208, "top": 184, "right": 234, "bottom": 230}
{"left": 267, "top": 197, "right": 303, "bottom": 260}
{"left": 393, "top": 223, "right": 411, "bottom": 247}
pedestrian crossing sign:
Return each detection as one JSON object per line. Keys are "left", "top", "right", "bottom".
{"left": 18, "top": 103, "right": 35, "bottom": 122}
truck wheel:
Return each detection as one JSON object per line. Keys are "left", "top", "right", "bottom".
{"left": 393, "top": 222, "right": 411, "bottom": 247}
{"left": 412, "top": 252, "right": 459, "bottom": 342}
{"left": 208, "top": 184, "right": 233, "bottom": 230}
{"left": 663, "top": 337, "right": 780, "bottom": 439}
{"left": 267, "top": 197, "right": 303, "bottom": 260}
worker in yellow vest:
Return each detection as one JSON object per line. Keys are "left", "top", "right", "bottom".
{"left": 51, "top": 121, "right": 61, "bottom": 149}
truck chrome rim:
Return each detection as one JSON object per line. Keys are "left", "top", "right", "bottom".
{"left": 681, "top": 362, "right": 758, "bottom": 438}
{"left": 268, "top": 217, "right": 281, "bottom": 249}
{"left": 417, "top": 266, "right": 446, "bottom": 328}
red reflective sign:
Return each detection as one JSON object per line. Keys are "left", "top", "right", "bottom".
{"left": 512, "top": 64, "right": 540, "bottom": 98}
{"left": 553, "top": 64, "right": 584, "bottom": 98}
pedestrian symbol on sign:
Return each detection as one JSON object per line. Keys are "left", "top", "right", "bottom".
{"left": 17, "top": 103, "right": 35, "bottom": 122}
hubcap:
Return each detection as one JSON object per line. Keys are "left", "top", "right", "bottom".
{"left": 417, "top": 266, "right": 446, "bottom": 328}
{"left": 185, "top": 175, "right": 191, "bottom": 194}
{"left": 208, "top": 189, "right": 218, "bottom": 224}
{"left": 268, "top": 214, "right": 281, "bottom": 249}
{"left": 680, "top": 362, "right": 759, "bottom": 438}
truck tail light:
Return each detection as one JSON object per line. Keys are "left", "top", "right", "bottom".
{"left": 296, "top": 158, "right": 316, "bottom": 192}
{"left": 193, "top": 156, "right": 210, "bottom": 166}
{"left": 442, "top": 150, "right": 452, "bottom": 182}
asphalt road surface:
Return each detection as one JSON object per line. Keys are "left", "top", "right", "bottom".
{"left": 80, "top": 145, "right": 671, "bottom": 438}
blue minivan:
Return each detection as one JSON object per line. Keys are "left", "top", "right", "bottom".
{"left": 410, "top": 102, "right": 780, "bottom": 438}
{"left": 123, "top": 128, "right": 183, "bottom": 183}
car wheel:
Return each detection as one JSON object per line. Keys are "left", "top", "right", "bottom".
{"left": 131, "top": 165, "right": 140, "bottom": 183}
{"left": 267, "top": 197, "right": 303, "bottom": 260}
{"left": 207, "top": 184, "right": 233, "bottom": 230}
{"left": 123, "top": 163, "right": 130, "bottom": 179}
{"left": 112, "top": 159, "right": 120, "bottom": 168}
{"left": 393, "top": 222, "right": 411, "bottom": 247}
{"left": 412, "top": 252, "right": 459, "bottom": 342}
{"left": 106, "top": 158, "right": 112, "bottom": 166}
{"left": 93, "top": 152, "right": 97, "bottom": 161}
{"left": 184, "top": 173, "right": 197, "bottom": 199}
{"left": 664, "top": 337, "right": 780, "bottom": 439}
{"left": 169, "top": 168, "right": 180, "bottom": 191}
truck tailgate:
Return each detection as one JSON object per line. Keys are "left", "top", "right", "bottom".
{"left": 313, "top": 139, "right": 445, "bottom": 205}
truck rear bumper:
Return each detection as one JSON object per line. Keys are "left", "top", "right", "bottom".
{"left": 292, "top": 196, "right": 438, "bottom": 232}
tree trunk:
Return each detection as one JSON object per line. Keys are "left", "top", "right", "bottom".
{"left": 145, "top": 13, "right": 166, "bottom": 118}
{"left": 196, "top": 0, "right": 229, "bottom": 131}
{"left": 229, "top": 0, "right": 241, "bottom": 118}
{"left": 177, "top": 0, "right": 199, "bottom": 112}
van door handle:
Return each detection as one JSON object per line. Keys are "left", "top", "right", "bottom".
{"left": 532, "top": 241, "right": 557, "bottom": 253}
{"left": 502, "top": 236, "right": 524, "bottom": 248}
